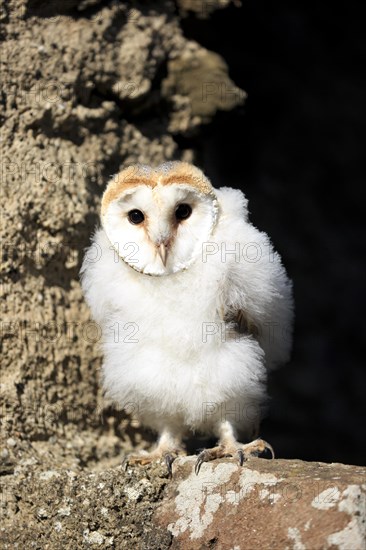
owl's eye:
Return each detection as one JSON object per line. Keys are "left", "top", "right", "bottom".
{"left": 175, "top": 203, "right": 192, "bottom": 221}
{"left": 128, "top": 209, "right": 145, "bottom": 224}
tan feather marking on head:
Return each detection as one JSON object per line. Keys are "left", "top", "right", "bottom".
{"left": 101, "top": 171, "right": 153, "bottom": 216}
{"left": 158, "top": 162, "right": 213, "bottom": 195}
{"left": 101, "top": 162, "right": 214, "bottom": 216}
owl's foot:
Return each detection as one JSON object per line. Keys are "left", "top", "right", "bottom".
{"left": 123, "top": 447, "right": 185, "bottom": 477}
{"left": 123, "top": 429, "right": 186, "bottom": 476}
{"left": 195, "top": 438, "right": 274, "bottom": 475}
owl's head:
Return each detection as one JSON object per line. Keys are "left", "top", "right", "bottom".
{"left": 101, "top": 162, "right": 219, "bottom": 276}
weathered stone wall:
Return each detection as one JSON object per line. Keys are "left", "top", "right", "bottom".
{"left": 1, "top": 0, "right": 244, "bottom": 471}
{"left": 178, "top": 3, "right": 366, "bottom": 468}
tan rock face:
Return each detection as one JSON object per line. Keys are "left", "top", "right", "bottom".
{"left": 162, "top": 45, "right": 246, "bottom": 133}
{"left": 177, "top": 0, "right": 234, "bottom": 19}
{"left": 155, "top": 458, "right": 366, "bottom": 550}
{"left": 1, "top": 457, "right": 364, "bottom": 549}
{"left": 1, "top": 0, "right": 245, "bottom": 471}
{"left": 0, "top": 460, "right": 173, "bottom": 549}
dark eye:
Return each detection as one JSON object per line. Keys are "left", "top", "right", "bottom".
{"left": 128, "top": 209, "right": 145, "bottom": 224}
{"left": 175, "top": 203, "right": 192, "bottom": 221}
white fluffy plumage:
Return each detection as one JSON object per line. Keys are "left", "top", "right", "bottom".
{"left": 81, "top": 161, "right": 293, "bottom": 470}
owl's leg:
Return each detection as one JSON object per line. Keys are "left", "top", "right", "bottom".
{"left": 125, "top": 428, "right": 186, "bottom": 475}
{"left": 195, "top": 420, "right": 274, "bottom": 474}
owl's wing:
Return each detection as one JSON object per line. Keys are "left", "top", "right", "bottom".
{"left": 216, "top": 187, "right": 294, "bottom": 369}
{"left": 80, "top": 228, "right": 121, "bottom": 325}
{"left": 232, "top": 309, "right": 260, "bottom": 338}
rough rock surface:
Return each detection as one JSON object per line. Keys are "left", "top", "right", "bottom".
{"left": 1, "top": 457, "right": 365, "bottom": 548}
{"left": 177, "top": 0, "right": 235, "bottom": 19}
{"left": 156, "top": 457, "right": 366, "bottom": 549}
{"left": 1, "top": 458, "right": 172, "bottom": 549}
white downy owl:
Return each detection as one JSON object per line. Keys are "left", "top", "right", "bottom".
{"left": 81, "top": 162, "right": 293, "bottom": 473}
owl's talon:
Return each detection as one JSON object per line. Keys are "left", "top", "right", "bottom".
{"left": 195, "top": 447, "right": 224, "bottom": 474}
{"left": 195, "top": 457, "right": 204, "bottom": 475}
{"left": 122, "top": 457, "right": 128, "bottom": 471}
{"left": 237, "top": 449, "right": 245, "bottom": 466}
{"left": 242, "top": 438, "right": 275, "bottom": 460}
{"left": 165, "top": 454, "right": 176, "bottom": 477}
{"left": 264, "top": 442, "right": 275, "bottom": 459}
{"left": 195, "top": 452, "right": 208, "bottom": 475}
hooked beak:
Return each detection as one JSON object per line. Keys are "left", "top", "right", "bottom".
{"left": 157, "top": 243, "right": 168, "bottom": 266}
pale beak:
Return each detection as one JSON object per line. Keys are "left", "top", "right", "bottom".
{"left": 157, "top": 243, "right": 168, "bottom": 266}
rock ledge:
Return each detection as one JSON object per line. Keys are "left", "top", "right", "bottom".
{"left": 1, "top": 457, "right": 365, "bottom": 549}
{"left": 156, "top": 457, "right": 366, "bottom": 549}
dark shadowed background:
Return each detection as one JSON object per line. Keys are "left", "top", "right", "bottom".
{"left": 180, "top": 1, "right": 366, "bottom": 465}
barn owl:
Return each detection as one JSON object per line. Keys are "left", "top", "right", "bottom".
{"left": 81, "top": 161, "right": 293, "bottom": 474}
